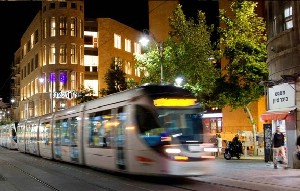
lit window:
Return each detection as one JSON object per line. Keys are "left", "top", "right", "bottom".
{"left": 114, "top": 33, "right": 121, "bottom": 49}
{"left": 59, "top": 16, "right": 67, "bottom": 36}
{"left": 125, "top": 38, "right": 131, "bottom": 52}
{"left": 71, "top": 44, "right": 76, "bottom": 64}
{"left": 59, "top": 44, "right": 67, "bottom": 64}
{"left": 49, "top": 44, "right": 55, "bottom": 64}
{"left": 43, "top": 45, "right": 46, "bottom": 66}
{"left": 43, "top": 19, "right": 47, "bottom": 38}
{"left": 284, "top": 3, "right": 293, "bottom": 30}
{"left": 50, "top": 17, "right": 56, "bottom": 37}
{"left": 125, "top": 61, "right": 132, "bottom": 75}
{"left": 71, "top": 17, "right": 77, "bottom": 37}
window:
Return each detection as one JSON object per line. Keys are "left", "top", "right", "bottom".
{"left": 43, "top": 19, "right": 47, "bottom": 39}
{"left": 114, "top": 33, "right": 121, "bottom": 49}
{"left": 125, "top": 38, "right": 131, "bottom": 52}
{"left": 71, "top": 72, "right": 76, "bottom": 90}
{"left": 34, "top": 30, "right": 38, "bottom": 44}
{"left": 71, "top": 44, "right": 76, "bottom": 64}
{"left": 79, "top": 19, "right": 83, "bottom": 38}
{"left": 125, "top": 61, "right": 132, "bottom": 75}
{"left": 35, "top": 54, "right": 39, "bottom": 69}
{"left": 49, "top": 44, "right": 55, "bottom": 64}
{"left": 59, "top": 2, "right": 67, "bottom": 8}
{"left": 284, "top": 3, "right": 293, "bottom": 30}
{"left": 80, "top": 45, "right": 84, "bottom": 66}
{"left": 50, "top": 17, "right": 56, "bottom": 37}
{"left": 71, "top": 17, "right": 77, "bottom": 37}
{"left": 43, "top": 45, "right": 46, "bottom": 66}
{"left": 71, "top": 3, "right": 77, "bottom": 9}
{"left": 134, "top": 42, "right": 141, "bottom": 55}
{"left": 59, "top": 16, "right": 67, "bottom": 36}
{"left": 59, "top": 44, "right": 67, "bottom": 64}
{"left": 30, "top": 33, "right": 34, "bottom": 49}
{"left": 84, "top": 36, "right": 93, "bottom": 45}
{"left": 50, "top": 2, "right": 55, "bottom": 9}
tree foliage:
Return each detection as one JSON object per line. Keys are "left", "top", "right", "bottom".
{"left": 212, "top": 0, "right": 268, "bottom": 109}
{"left": 135, "top": 4, "right": 219, "bottom": 101}
{"left": 75, "top": 85, "right": 97, "bottom": 104}
{"left": 104, "top": 59, "right": 128, "bottom": 95}
{"left": 214, "top": 0, "right": 269, "bottom": 155}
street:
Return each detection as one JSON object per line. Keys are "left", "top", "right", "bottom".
{"left": 0, "top": 147, "right": 299, "bottom": 191}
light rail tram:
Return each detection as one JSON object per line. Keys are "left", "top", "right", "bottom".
{"left": 0, "top": 84, "right": 217, "bottom": 177}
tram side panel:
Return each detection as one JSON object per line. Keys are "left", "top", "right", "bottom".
{"left": 26, "top": 118, "right": 40, "bottom": 156}
{"left": 17, "top": 121, "right": 26, "bottom": 153}
{"left": 38, "top": 114, "right": 54, "bottom": 160}
{"left": 52, "top": 105, "right": 84, "bottom": 165}
{"left": 82, "top": 105, "right": 118, "bottom": 171}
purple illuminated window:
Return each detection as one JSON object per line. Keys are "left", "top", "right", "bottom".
{"left": 60, "top": 71, "right": 67, "bottom": 83}
{"left": 50, "top": 73, "right": 56, "bottom": 82}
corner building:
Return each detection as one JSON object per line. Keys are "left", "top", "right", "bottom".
{"left": 263, "top": 1, "right": 300, "bottom": 168}
{"left": 11, "top": 0, "right": 143, "bottom": 120}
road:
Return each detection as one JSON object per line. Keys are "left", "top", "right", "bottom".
{"left": 0, "top": 147, "right": 299, "bottom": 191}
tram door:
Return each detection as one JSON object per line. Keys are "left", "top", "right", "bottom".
{"left": 115, "top": 107, "right": 126, "bottom": 170}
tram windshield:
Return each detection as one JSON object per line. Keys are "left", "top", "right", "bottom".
{"left": 136, "top": 105, "right": 204, "bottom": 147}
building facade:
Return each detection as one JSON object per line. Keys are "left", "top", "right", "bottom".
{"left": 11, "top": 0, "right": 143, "bottom": 121}
{"left": 263, "top": 1, "right": 299, "bottom": 168}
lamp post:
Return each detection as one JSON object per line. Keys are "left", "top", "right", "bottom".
{"left": 139, "top": 33, "right": 164, "bottom": 84}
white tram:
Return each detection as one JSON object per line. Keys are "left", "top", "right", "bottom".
{"left": 0, "top": 122, "right": 18, "bottom": 150}
{"left": 7, "top": 84, "right": 218, "bottom": 176}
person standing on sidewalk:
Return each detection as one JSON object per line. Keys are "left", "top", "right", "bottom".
{"left": 273, "top": 126, "right": 286, "bottom": 169}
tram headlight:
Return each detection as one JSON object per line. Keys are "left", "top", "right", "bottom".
{"left": 165, "top": 148, "right": 181, "bottom": 154}
{"left": 165, "top": 148, "right": 188, "bottom": 161}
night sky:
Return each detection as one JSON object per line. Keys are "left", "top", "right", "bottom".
{"left": 0, "top": 0, "right": 218, "bottom": 103}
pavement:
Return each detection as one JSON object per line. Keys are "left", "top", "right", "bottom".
{"left": 196, "top": 153, "right": 300, "bottom": 191}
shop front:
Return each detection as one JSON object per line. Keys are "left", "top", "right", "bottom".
{"left": 260, "top": 83, "right": 297, "bottom": 168}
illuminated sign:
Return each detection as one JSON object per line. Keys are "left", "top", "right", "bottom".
{"left": 51, "top": 90, "right": 79, "bottom": 100}
{"left": 153, "top": 98, "right": 196, "bottom": 107}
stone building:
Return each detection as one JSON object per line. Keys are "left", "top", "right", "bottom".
{"left": 11, "top": 0, "right": 143, "bottom": 120}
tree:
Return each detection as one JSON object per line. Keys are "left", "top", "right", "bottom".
{"left": 104, "top": 59, "right": 127, "bottom": 95}
{"left": 75, "top": 85, "right": 97, "bottom": 104}
{"left": 135, "top": 4, "right": 219, "bottom": 101}
{"left": 215, "top": 0, "right": 268, "bottom": 154}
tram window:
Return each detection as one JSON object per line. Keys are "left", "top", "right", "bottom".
{"left": 70, "top": 117, "right": 78, "bottom": 146}
{"left": 88, "top": 109, "right": 112, "bottom": 148}
{"left": 135, "top": 105, "right": 160, "bottom": 134}
{"left": 60, "top": 119, "right": 70, "bottom": 146}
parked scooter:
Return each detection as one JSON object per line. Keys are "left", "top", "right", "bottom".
{"left": 224, "top": 140, "right": 243, "bottom": 160}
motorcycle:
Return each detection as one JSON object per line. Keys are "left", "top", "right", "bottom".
{"left": 224, "top": 141, "right": 243, "bottom": 160}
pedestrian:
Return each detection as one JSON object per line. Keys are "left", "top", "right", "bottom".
{"left": 216, "top": 134, "right": 222, "bottom": 156}
{"left": 273, "top": 126, "right": 286, "bottom": 169}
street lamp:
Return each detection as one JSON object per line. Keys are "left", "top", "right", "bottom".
{"left": 175, "top": 77, "right": 183, "bottom": 87}
{"left": 139, "top": 32, "right": 164, "bottom": 84}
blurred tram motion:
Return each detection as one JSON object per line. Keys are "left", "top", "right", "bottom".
{"left": 0, "top": 84, "right": 217, "bottom": 177}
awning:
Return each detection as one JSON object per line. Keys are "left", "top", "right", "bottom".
{"left": 260, "top": 107, "right": 297, "bottom": 121}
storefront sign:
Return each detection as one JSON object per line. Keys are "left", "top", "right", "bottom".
{"left": 51, "top": 90, "right": 79, "bottom": 100}
{"left": 268, "top": 83, "right": 295, "bottom": 110}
